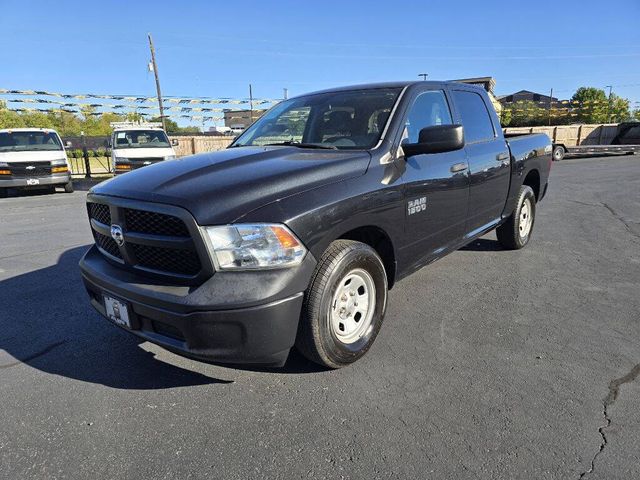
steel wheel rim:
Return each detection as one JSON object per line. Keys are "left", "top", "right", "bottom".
{"left": 329, "top": 268, "right": 376, "bottom": 344}
{"left": 519, "top": 198, "right": 533, "bottom": 238}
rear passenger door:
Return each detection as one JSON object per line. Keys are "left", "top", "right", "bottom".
{"left": 400, "top": 87, "right": 469, "bottom": 268}
{"left": 450, "top": 89, "right": 511, "bottom": 237}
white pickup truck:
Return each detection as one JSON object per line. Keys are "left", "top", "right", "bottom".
{"left": 0, "top": 128, "right": 73, "bottom": 197}
{"left": 109, "top": 122, "right": 177, "bottom": 174}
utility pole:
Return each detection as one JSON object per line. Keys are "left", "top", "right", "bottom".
{"left": 148, "top": 33, "right": 166, "bottom": 131}
{"left": 249, "top": 83, "right": 254, "bottom": 123}
{"left": 283, "top": 88, "right": 288, "bottom": 100}
{"left": 548, "top": 88, "right": 553, "bottom": 126}
{"left": 605, "top": 85, "right": 613, "bottom": 123}
{"left": 418, "top": 73, "right": 428, "bottom": 81}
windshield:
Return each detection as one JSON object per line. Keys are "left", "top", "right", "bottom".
{"left": 113, "top": 130, "right": 170, "bottom": 149}
{"left": 0, "top": 131, "right": 63, "bottom": 152}
{"left": 232, "top": 87, "right": 402, "bottom": 150}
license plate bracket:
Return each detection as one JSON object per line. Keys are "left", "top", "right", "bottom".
{"left": 103, "top": 295, "right": 133, "bottom": 329}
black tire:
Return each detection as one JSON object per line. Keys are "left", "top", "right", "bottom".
{"left": 552, "top": 145, "right": 565, "bottom": 161}
{"left": 496, "top": 185, "right": 536, "bottom": 250}
{"left": 0, "top": 188, "right": 7, "bottom": 198}
{"left": 296, "top": 240, "right": 388, "bottom": 369}
{"left": 63, "top": 181, "right": 74, "bottom": 193}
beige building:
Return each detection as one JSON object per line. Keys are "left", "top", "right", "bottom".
{"left": 223, "top": 109, "right": 267, "bottom": 130}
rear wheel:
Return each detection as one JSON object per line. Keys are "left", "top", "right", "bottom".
{"left": 496, "top": 185, "right": 536, "bottom": 250}
{"left": 552, "top": 145, "right": 565, "bottom": 161}
{"left": 296, "top": 240, "right": 388, "bottom": 369}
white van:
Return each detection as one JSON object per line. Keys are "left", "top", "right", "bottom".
{"left": 0, "top": 128, "right": 73, "bottom": 197}
{"left": 110, "top": 122, "right": 177, "bottom": 174}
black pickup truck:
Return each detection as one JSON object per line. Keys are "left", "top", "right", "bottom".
{"left": 80, "top": 81, "right": 552, "bottom": 368}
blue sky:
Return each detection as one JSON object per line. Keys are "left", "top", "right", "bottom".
{"left": 1, "top": 0, "right": 639, "bottom": 124}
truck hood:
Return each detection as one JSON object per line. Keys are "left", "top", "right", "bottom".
{"left": 112, "top": 147, "right": 175, "bottom": 159}
{"left": 92, "top": 146, "right": 371, "bottom": 225}
{"left": 0, "top": 150, "right": 67, "bottom": 163}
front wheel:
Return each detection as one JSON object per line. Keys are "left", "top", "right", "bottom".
{"left": 296, "top": 240, "right": 388, "bottom": 369}
{"left": 0, "top": 188, "right": 7, "bottom": 198}
{"left": 496, "top": 185, "right": 536, "bottom": 250}
{"left": 63, "top": 181, "right": 74, "bottom": 193}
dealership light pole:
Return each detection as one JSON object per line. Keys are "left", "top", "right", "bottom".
{"left": 148, "top": 33, "right": 166, "bottom": 131}
{"left": 418, "top": 73, "right": 428, "bottom": 81}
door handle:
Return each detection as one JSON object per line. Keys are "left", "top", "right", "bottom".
{"left": 450, "top": 162, "right": 468, "bottom": 173}
{"left": 496, "top": 152, "right": 509, "bottom": 161}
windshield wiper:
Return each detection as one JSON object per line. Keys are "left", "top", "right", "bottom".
{"left": 263, "top": 141, "right": 337, "bottom": 150}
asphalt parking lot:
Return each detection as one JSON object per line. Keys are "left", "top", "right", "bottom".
{"left": 1, "top": 155, "right": 639, "bottom": 479}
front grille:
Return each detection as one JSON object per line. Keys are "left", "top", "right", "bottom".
{"left": 131, "top": 243, "right": 201, "bottom": 275}
{"left": 88, "top": 203, "right": 111, "bottom": 225}
{"left": 93, "top": 231, "right": 122, "bottom": 259}
{"left": 9, "top": 162, "right": 51, "bottom": 178}
{"left": 86, "top": 199, "right": 209, "bottom": 282}
{"left": 132, "top": 157, "right": 163, "bottom": 163}
{"left": 130, "top": 158, "right": 164, "bottom": 170}
{"left": 124, "top": 209, "right": 190, "bottom": 237}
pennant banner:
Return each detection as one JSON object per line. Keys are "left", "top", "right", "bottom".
{"left": 0, "top": 88, "right": 280, "bottom": 105}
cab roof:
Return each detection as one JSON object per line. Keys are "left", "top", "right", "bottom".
{"left": 298, "top": 80, "right": 485, "bottom": 98}
{"left": 0, "top": 128, "right": 61, "bottom": 133}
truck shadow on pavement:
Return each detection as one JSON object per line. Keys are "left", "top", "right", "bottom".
{"left": 0, "top": 246, "right": 233, "bottom": 389}
{"left": 460, "top": 238, "right": 504, "bottom": 252}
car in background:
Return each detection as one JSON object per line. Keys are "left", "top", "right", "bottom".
{"left": 0, "top": 128, "right": 73, "bottom": 197}
{"left": 109, "top": 122, "right": 177, "bottom": 174}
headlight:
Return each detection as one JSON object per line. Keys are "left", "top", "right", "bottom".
{"left": 165, "top": 155, "right": 176, "bottom": 160}
{"left": 204, "top": 223, "right": 306, "bottom": 270}
{"left": 0, "top": 162, "right": 8, "bottom": 167}
{"left": 51, "top": 159, "right": 67, "bottom": 166}
{"left": 114, "top": 157, "right": 131, "bottom": 172}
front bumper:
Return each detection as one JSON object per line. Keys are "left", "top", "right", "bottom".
{"left": 0, "top": 173, "right": 71, "bottom": 188}
{"left": 79, "top": 245, "right": 316, "bottom": 366}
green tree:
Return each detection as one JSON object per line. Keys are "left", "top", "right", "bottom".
{"left": 571, "top": 87, "right": 631, "bottom": 124}
{"left": 502, "top": 100, "right": 547, "bottom": 127}
{"left": 0, "top": 108, "right": 25, "bottom": 129}
{"left": 149, "top": 116, "right": 200, "bottom": 134}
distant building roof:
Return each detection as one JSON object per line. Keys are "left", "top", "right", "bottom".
{"left": 498, "top": 90, "right": 559, "bottom": 104}
{"left": 451, "top": 77, "right": 496, "bottom": 94}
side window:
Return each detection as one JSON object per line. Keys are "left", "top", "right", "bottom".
{"left": 404, "top": 90, "right": 453, "bottom": 144}
{"left": 452, "top": 91, "right": 495, "bottom": 143}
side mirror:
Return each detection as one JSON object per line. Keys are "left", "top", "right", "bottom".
{"left": 171, "top": 139, "right": 179, "bottom": 146}
{"left": 402, "top": 124, "right": 464, "bottom": 157}
{"left": 65, "top": 141, "right": 72, "bottom": 148}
